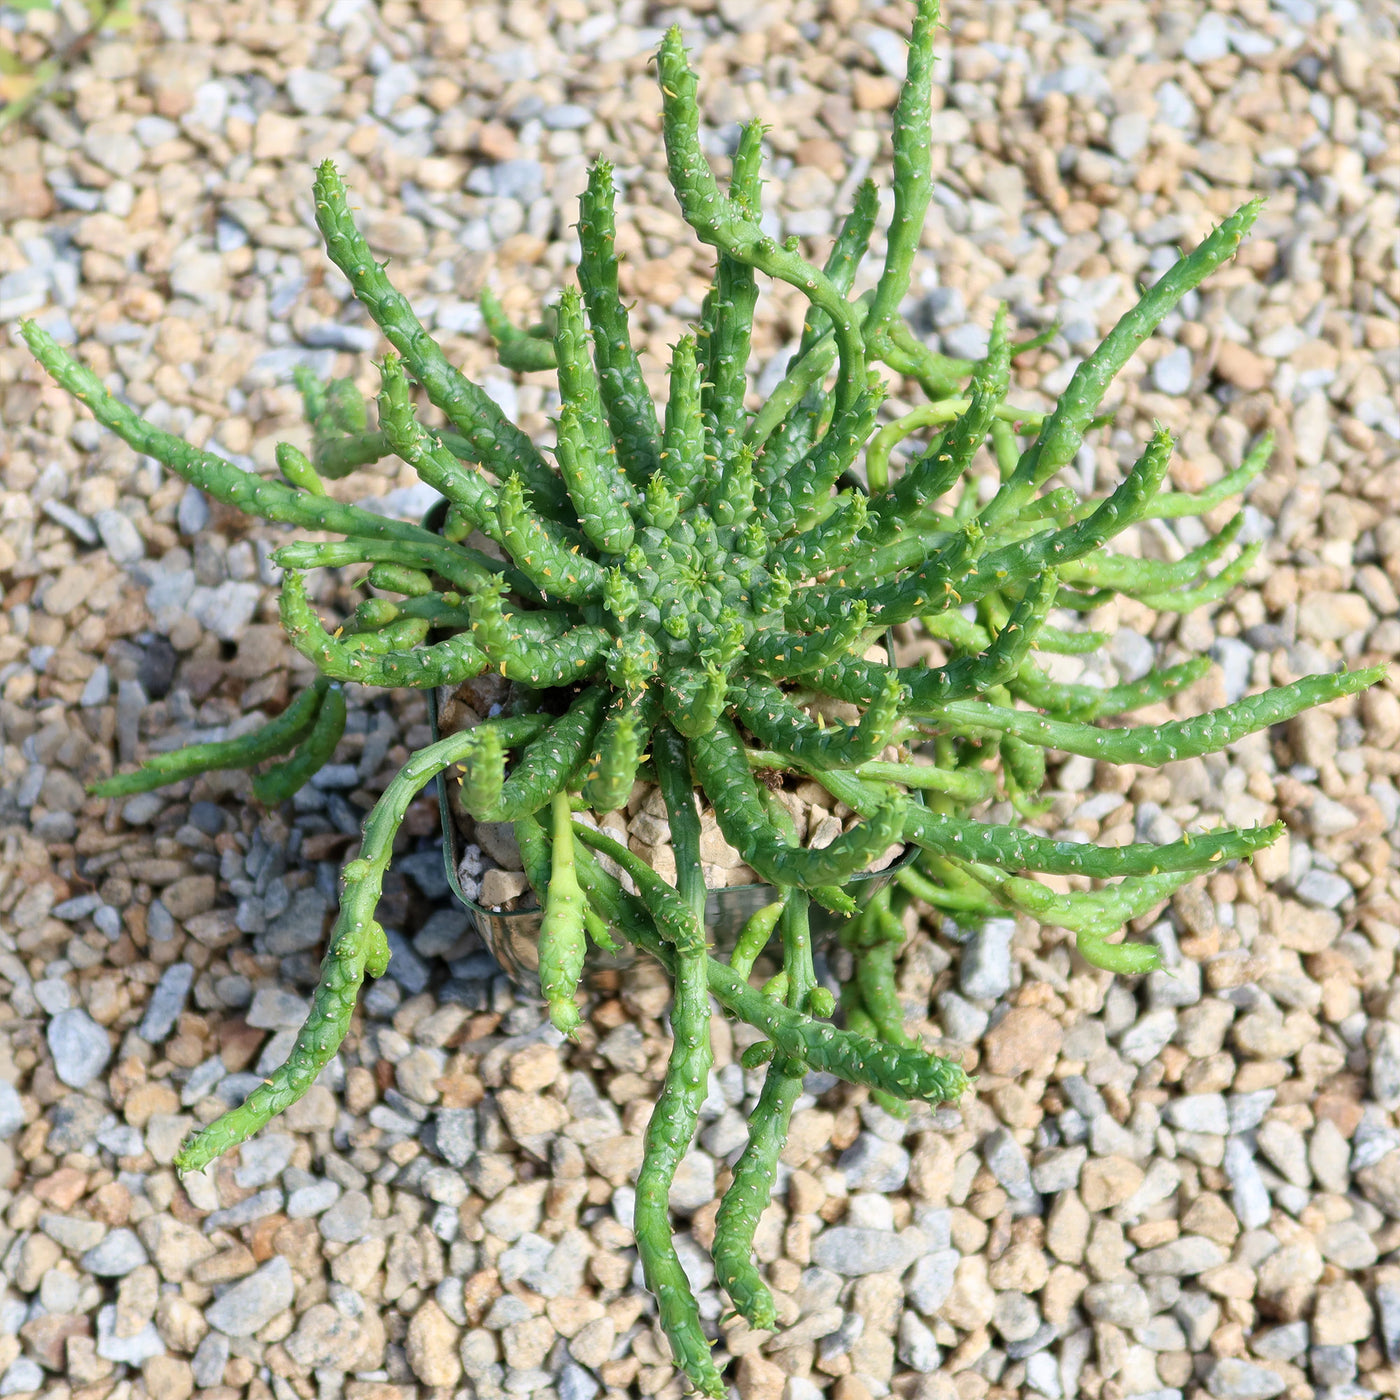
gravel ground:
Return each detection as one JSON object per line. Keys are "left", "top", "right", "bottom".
{"left": 2, "top": 3, "right": 1400, "bottom": 1400}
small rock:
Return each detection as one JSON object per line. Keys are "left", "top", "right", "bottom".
{"left": 960, "top": 918, "right": 1015, "bottom": 1000}
{"left": 0, "top": 1080, "right": 25, "bottom": 1139}
{"left": 96, "top": 1304, "right": 165, "bottom": 1365}
{"left": 1310, "top": 1280, "right": 1373, "bottom": 1345}
{"left": 405, "top": 1300, "right": 462, "bottom": 1387}
{"left": 1205, "top": 1357, "right": 1286, "bottom": 1400}
{"left": 203, "top": 1256, "right": 294, "bottom": 1337}
{"left": 138, "top": 964, "right": 195, "bottom": 1044}
{"left": 736, "top": 1354, "right": 786, "bottom": 1400}
{"left": 94, "top": 508, "right": 146, "bottom": 565}
{"left": 1132, "top": 1235, "right": 1226, "bottom": 1276}
{"left": 264, "top": 887, "right": 328, "bottom": 955}
{"left": 982, "top": 1006, "right": 1063, "bottom": 1078}
{"left": 839, "top": 1133, "right": 911, "bottom": 1192}
{"left": 1223, "top": 1138, "right": 1271, "bottom": 1230}
{"left": 1164, "top": 1094, "right": 1229, "bottom": 1135}
{"left": 246, "top": 987, "right": 310, "bottom": 1030}
{"left": 190, "top": 1331, "right": 228, "bottom": 1389}
{"left": 319, "top": 1189, "right": 373, "bottom": 1243}
{"left": 907, "top": 1249, "right": 959, "bottom": 1315}
{"left": 82, "top": 1228, "right": 148, "bottom": 1277}
{"left": 811, "top": 1227, "right": 924, "bottom": 1277}
{"left": 1152, "top": 345, "right": 1193, "bottom": 395}
{"left": 47, "top": 1009, "right": 112, "bottom": 1088}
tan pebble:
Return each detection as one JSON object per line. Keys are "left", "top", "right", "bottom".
{"left": 502, "top": 1315, "right": 556, "bottom": 1372}
{"left": 507, "top": 1041, "right": 560, "bottom": 1092}
{"left": 141, "top": 1355, "right": 194, "bottom": 1400}
{"left": 1310, "top": 1280, "right": 1372, "bottom": 1344}
{"left": 1079, "top": 1156, "right": 1144, "bottom": 1211}
{"left": 405, "top": 1299, "right": 462, "bottom": 1387}
{"left": 1213, "top": 341, "right": 1271, "bottom": 391}
{"left": 123, "top": 1081, "right": 180, "bottom": 1127}
{"left": 496, "top": 1088, "right": 568, "bottom": 1141}
{"left": 736, "top": 1353, "right": 787, "bottom": 1400}
{"left": 568, "top": 1315, "right": 615, "bottom": 1369}
{"left": 480, "top": 868, "right": 530, "bottom": 908}
{"left": 980, "top": 1005, "right": 1063, "bottom": 1079}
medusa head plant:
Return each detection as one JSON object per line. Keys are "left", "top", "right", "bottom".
{"left": 20, "top": 2, "right": 1380, "bottom": 1391}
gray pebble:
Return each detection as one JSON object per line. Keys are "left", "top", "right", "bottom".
{"left": 80, "top": 1227, "right": 148, "bottom": 1276}
{"left": 95, "top": 1303, "right": 165, "bottom": 1364}
{"left": 993, "top": 1290, "right": 1042, "bottom": 1342}
{"left": 319, "top": 1188, "right": 372, "bottom": 1243}
{"left": 1294, "top": 868, "right": 1352, "bottom": 909}
{"left": 1227, "top": 1090, "right": 1275, "bottom": 1134}
{"left": 1309, "top": 1345, "right": 1356, "bottom": 1387}
{"left": 48, "top": 1096, "right": 114, "bottom": 1155}
{"left": 959, "top": 918, "right": 1014, "bottom": 1000}
{"left": 234, "top": 1133, "right": 294, "bottom": 1188}
{"left": 1182, "top": 11, "right": 1231, "bottom": 63}
{"left": 46, "top": 1008, "right": 112, "bottom": 1088}
{"left": 0, "top": 1358, "right": 45, "bottom": 1395}
{"left": 205, "top": 1188, "right": 284, "bottom": 1230}
{"left": 42, "top": 499, "right": 99, "bottom": 545}
{"left": 1132, "top": 1234, "right": 1226, "bottom": 1276}
{"left": 937, "top": 988, "right": 990, "bottom": 1043}
{"left": 414, "top": 908, "right": 471, "bottom": 958}
{"left": 811, "top": 1226, "right": 924, "bottom": 1277}
{"left": 384, "top": 929, "right": 430, "bottom": 994}
{"left": 559, "top": 1361, "right": 600, "bottom": 1400}
{"left": 121, "top": 791, "right": 164, "bottom": 826}
{"left": 0, "top": 1081, "right": 24, "bottom": 1140}
{"left": 146, "top": 900, "right": 176, "bottom": 944}
{"left": 1224, "top": 1137, "right": 1271, "bottom": 1230}
{"left": 983, "top": 1127, "right": 1037, "bottom": 1206}
{"left": 1119, "top": 1009, "right": 1178, "bottom": 1066}
{"left": 139, "top": 962, "right": 194, "bottom": 1043}
{"left": 300, "top": 321, "right": 378, "bottom": 352}
{"left": 668, "top": 1149, "right": 716, "bottom": 1211}
{"left": 1026, "top": 1350, "right": 1061, "bottom": 1398}
{"left": 838, "top": 1133, "right": 910, "bottom": 1193}
{"left": 1083, "top": 1279, "right": 1150, "bottom": 1328}
{"left": 34, "top": 978, "right": 72, "bottom": 1014}
{"left": 191, "top": 1331, "right": 230, "bottom": 1388}
{"left": 264, "top": 887, "right": 329, "bottom": 956}
{"left": 77, "top": 663, "right": 111, "bottom": 707}
{"left": 1371, "top": 1024, "right": 1400, "bottom": 1112}
{"left": 1164, "top": 1094, "right": 1229, "bottom": 1136}
{"left": 1030, "top": 1145, "right": 1086, "bottom": 1195}
{"left": 287, "top": 1180, "right": 341, "bottom": 1218}
{"left": 177, "top": 486, "right": 210, "bottom": 536}
{"left": 1152, "top": 345, "right": 1193, "bottom": 395}
{"left": 897, "top": 1310, "right": 941, "bottom": 1372}
{"left": 906, "top": 1249, "right": 959, "bottom": 1314}
{"left": 1249, "top": 1323, "right": 1308, "bottom": 1362}
{"left": 94, "top": 508, "right": 146, "bottom": 565}
{"left": 1205, "top": 1357, "right": 1286, "bottom": 1400}
{"left": 543, "top": 103, "right": 591, "bottom": 129}
{"left": 245, "top": 987, "right": 311, "bottom": 1031}
{"left": 205, "top": 1256, "right": 295, "bottom": 1337}
{"left": 943, "top": 322, "right": 990, "bottom": 361}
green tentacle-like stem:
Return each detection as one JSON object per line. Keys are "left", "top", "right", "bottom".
{"left": 918, "top": 666, "right": 1385, "bottom": 764}
{"left": 21, "top": 323, "right": 442, "bottom": 551}
{"left": 90, "top": 679, "right": 330, "bottom": 798}
{"left": 174, "top": 716, "right": 547, "bottom": 1174}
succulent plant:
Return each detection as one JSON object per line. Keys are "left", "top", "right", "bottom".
{"left": 18, "top": 2, "right": 1382, "bottom": 1392}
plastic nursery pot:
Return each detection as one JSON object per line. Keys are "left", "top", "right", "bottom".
{"left": 426, "top": 680, "right": 918, "bottom": 993}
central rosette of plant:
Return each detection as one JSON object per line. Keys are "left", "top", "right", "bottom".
{"left": 19, "top": 4, "right": 1383, "bottom": 1394}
